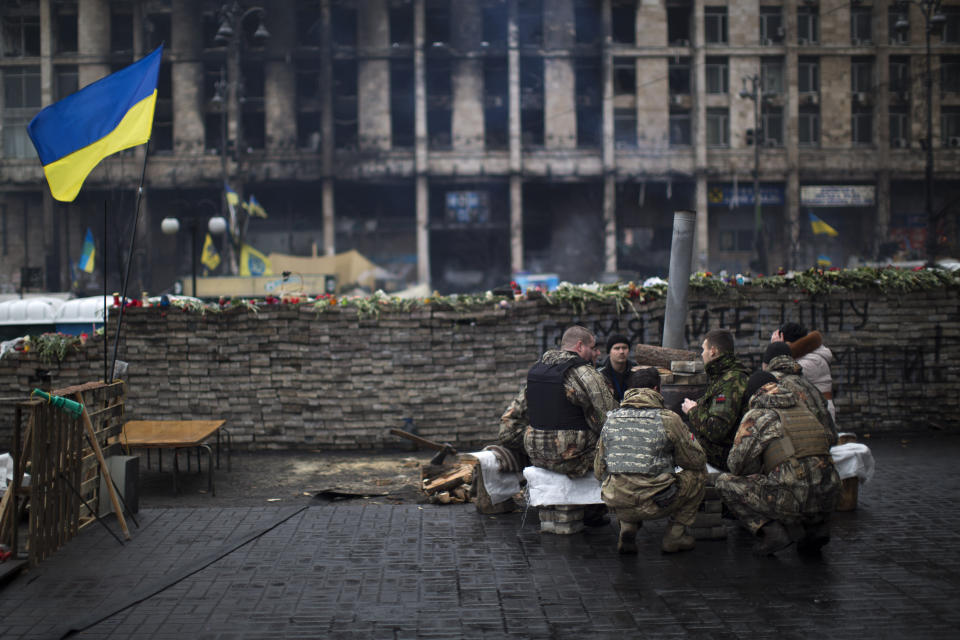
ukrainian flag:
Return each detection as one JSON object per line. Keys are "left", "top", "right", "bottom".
{"left": 809, "top": 212, "right": 839, "bottom": 237}
{"left": 78, "top": 228, "right": 96, "bottom": 273}
{"left": 244, "top": 194, "right": 268, "bottom": 219}
{"left": 26, "top": 46, "right": 163, "bottom": 202}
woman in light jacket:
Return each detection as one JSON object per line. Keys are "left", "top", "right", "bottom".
{"left": 771, "top": 322, "right": 836, "bottom": 421}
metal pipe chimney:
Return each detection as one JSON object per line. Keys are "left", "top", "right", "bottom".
{"left": 662, "top": 209, "right": 697, "bottom": 350}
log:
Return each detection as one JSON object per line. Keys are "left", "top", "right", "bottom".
{"left": 633, "top": 344, "right": 700, "bottom": 369}
{"left": 422, "top": 465, "right": 473, "bottom": 494}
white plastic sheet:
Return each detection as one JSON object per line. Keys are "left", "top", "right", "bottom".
{"left": 471, "top": 450, "right": 522, "bottom": 505}
{"left": 0, "top": 452, "right": 11, "bottom": 492}
{"left": 522, "top": 466, "right": 603, "bottom": 506}
{"left": 830, "top": 443, "right": 875, "bottom": 484}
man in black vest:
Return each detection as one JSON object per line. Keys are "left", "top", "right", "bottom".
{"left": 499, "top": 325, "right": 617, "bottom": 480}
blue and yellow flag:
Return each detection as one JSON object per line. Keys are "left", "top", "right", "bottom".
{"left": 243, "top": 194, "right": 268, "bottom": 219}
{"left": 809, "top": 212, "right": 839, "bottom": 237}
{"left": 78, "top": 228, "right": 96, "bottom": 273}
{"left": 27, "top": 45, "right": 163, "bottom": 202}
{"left": 201, "top": 233, "right": 221, "bottom": 271}
{"left": 239, "top": 243, "right": 273, "bottom": 277}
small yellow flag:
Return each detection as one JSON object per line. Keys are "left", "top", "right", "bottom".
{"left": 239, "top": 243, "right": 272, "bottom": 276}
{"left": 201, "top": 233, "right": 221, "bottom": 271}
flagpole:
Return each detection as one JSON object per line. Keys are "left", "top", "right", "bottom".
{"left": 109, "top": 139, "right": 151, "bottom": 383}
{"left": 103, "top": 200, "right": 108, "bottom": 383}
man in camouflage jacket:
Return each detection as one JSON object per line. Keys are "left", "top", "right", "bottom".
{"left": 682, "top": 329, "right": 749, "bottom": 470}
{"left": 499, "top": 325, "right": 617, "bottom": 477}
{"left": 595, "top": 368, "right": 706, "bottom": 554}
{"left": 716, "top": 371, "right": 842, "bottom": 556}
{"left": 763, "top": 342, "right": 838, "bottom": 446}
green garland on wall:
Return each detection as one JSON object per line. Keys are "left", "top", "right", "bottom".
{"left": 6, "top": 267, "right": 957, "bottom": 362}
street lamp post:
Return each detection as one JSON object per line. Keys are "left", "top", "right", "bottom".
{"left": 895, "top": 1, "right": 946, "bottom": 267}
{"left": 161, "top": 212, "right": 228, "bottom": 297}
{"left": 211, "top": 1, "right": 269, "bottom": 274}
{"left": 739, "top": 74, "right": 768, "bottom": 274}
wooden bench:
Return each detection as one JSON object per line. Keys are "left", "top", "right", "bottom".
{"left": 121, "top": 420, "right": 229, "bottom": 496}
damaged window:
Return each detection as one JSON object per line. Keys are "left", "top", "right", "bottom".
{"left": 520, "top": 56, "right": 544, "bottom": 147}
{"left": 331, "top": 3, "right": 357, "bottom": 48}
{"left": 614, "top": 108, "right": 636, "bottom": 148}
{"left": 1, "top": 10, "right": 40, "bottom": 57}
{"left": 576, "top": 58, "right": 602, "bottom": 148}
{"left": 613, "top": 58, "right": 635, "bottom": 95}
{"left": 427, "top": 57, "right": 452, "bottom": 149}
{"left": 575, "top": 0, "right": 602, "bottom": 45}
{"left": 111, "top": 6, "right": 133, "bottom": 55}
{"left": 334, "top": 59, "right": 358, "bottom": 149}
{"left": 390, "top": 1, "right": 414, "bottom": 46}
{"left": 297, "top": 60, "right": 322, "bottom": 151}
{"left": 669, "top": 57, "right": 691, "bottom": 94}
{"left": 153, "top": 63, "right": 173, "bottom": 152}
{"left": 518, "top": 0, "right": 543, "bottom": 47}
{"left": 667, "top": 5, "right": 692, "bottom": 46}
{"left": 425, "top": 0, "right": 450, "bottom": 45}
{"left": 391, "top": 58, "right": 415, "bottom": 148}
{"left": 54, "top": 2, "right": 78, "bottom": 54}
{"left": 483, "top": 2, "right": 507, "bottom": 47}
{"left": 669, "top": 108, "right": 691, "bottom": 146}
{"left": 612, "top": 1, "right": 635, "bottom": 44}
{"left": 484, "top": 57, "right": 508, "bottom": 149}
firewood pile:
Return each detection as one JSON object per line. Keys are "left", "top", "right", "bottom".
{"left": 419, "top": 456, "right": 478, "bottom": 504}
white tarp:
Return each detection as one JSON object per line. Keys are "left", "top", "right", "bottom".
{"left": 523, "top": 466, "right": 602, "bottom": 506}
{"left": 830, "top": 443, "right": 875, "bottom": 484}
{"left": 471, "top": 450, "right": 522, "bottom": 505}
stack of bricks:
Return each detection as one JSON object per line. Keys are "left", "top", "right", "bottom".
{"left": 0, "top": 286, "right": 957, "bottom": 451}
{"left": 689, "top": 475, "right": 727, "bottom": 540}
{"left": 538, "top": 505, "right": 585, "bottom": 534}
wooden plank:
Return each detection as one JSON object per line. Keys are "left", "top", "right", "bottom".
{"left": 85, "top": 403, "right": 125, "bottom": 423}
{"left": 75, "top": 394, "right": 129, "bottom": 540}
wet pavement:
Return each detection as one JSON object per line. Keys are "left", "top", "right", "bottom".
{"left": 2, "top": 433, "right": 959, "bottom": 639}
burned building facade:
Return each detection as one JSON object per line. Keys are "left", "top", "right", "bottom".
{"left": 1, "top": 0, "right": 960, "bottom": 295}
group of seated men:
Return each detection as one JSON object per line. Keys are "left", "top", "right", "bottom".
{"left": 497, "top": 325, "right": 841, "bottom": 557}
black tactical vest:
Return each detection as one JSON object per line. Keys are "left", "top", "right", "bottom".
{"left": 526, "top": 357, "right": 590, "bottom": 431}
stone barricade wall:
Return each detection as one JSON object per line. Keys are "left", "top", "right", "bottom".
{"left": 0, "top": 287, "right": 957, "bottom": 451}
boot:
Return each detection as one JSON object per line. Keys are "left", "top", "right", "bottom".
{"left": 753, "top": 521, "right": 792, "bottom": 556}
{"left": 661, "top": 522, "right": 695, "bottom": 553}
{"left": 617, "top": 521, "right": 639, "bottom": 554}
{"left": 583, "top": 504, "right": 610, "bottom": 527}
{"left": 797, "top": 521, "right": 831, "bottom": 555}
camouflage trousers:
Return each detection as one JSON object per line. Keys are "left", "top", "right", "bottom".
{"left": 716, "top": 457, "right": 841, "bottom": 534}
{"left": 601, "top": 469, "right": 706, "bottom": 527}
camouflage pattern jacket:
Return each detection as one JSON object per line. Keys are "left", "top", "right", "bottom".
{"left": 687, "top": 352, "right": 749, "bottom": 469}
{"left": 725, "top": 384, "right": 840, "bottom": 510}
{"left": 767, "top": 355, "right": 838, "bottom": 446}
{"left": 499, "top": 349, "right": 617, "bottom": 477}
{"left": 594, "top": 388, "right": 705, "bottom": 501}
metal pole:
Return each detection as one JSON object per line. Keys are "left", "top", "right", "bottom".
{"left": 662, "top": 210, "right": 697, "bottom": 350}
{"left": 925, "top": 16, "right": 936, "bottom": 266}
{"left": 191, "top": 220, "right": 198, "bottom": 297}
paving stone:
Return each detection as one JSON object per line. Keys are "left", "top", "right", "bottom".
{"left": 1, "top": 435, "right": 959, "bottom": 639}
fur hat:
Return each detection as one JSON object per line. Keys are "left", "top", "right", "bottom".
{"left": 763, "top": 342, "right": 792, "bottom": 364}
{"left": 605, "top": 334, "right": 631, "bottom": 353}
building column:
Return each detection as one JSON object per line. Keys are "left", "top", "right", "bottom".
{"left": 693, "top": 0, "right": 709, "bottom": 268}
{"left": 171, "top": 0, "right": 205, "bottom": 156}
{"left": 544, "top": 0, "right": 576, "bottom": 149}
{"left": 876, "top": 171, "right": 891, "bottom": 260}
{"left": 695, "top": 176, "right": 709, "bottom": 269}
{"left": 784, "top": 1, "right": 800, "bottom": 270}
{"left": 414, "top": 0, "right": 430, "bottom": 285}
{"left": 451, "top": 1, "right": 484, "bottom": 151}
{"left": 787, "top": 170, "right": 800, "bottom": 268}
{"left": 600, "top": 0, "right": 616, "bottom": 273}
{"left": 321, "top": 0, "right": 336, "bottom": 256}
{"left": 78, "top": 0, "right": 111, "bottom": 87}
{"left": 39, "top": 0, "right": 61, "bottom": 290}
{"left": 358, "top": 0, "right": 391, "bottom": 150}
{"left": 508, "top": 0, "right": 523, "bottom": 273}
{"left": 265, "top": 0, "right": 297, "bottom": 153}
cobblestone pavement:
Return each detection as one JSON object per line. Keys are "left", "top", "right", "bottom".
{"left": 2, "top": 434, "right": 959, "bottom": 639}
